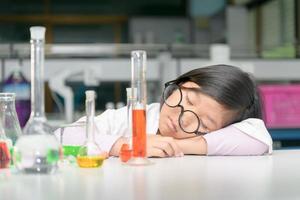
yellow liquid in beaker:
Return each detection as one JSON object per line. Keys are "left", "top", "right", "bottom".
{"left": 76, "top": 155, "right": 104, "bottom": 168}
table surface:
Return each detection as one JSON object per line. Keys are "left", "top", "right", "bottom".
{"left": 1, "top": 150, "right": 300, "bottom": 200}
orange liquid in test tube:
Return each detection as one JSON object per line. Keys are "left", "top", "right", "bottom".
{"left": 132, "top": 109, "right": 146, "bottom": 157}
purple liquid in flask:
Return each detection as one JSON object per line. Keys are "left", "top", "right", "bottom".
{"left": 3, "top": 66, "right": 31, "bottom": 127}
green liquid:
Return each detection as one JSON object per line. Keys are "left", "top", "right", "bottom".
{"left": 46, "top": 149, "right": 60, "bottom": 164}
{"left": 9, "top": 147, "right": 13, "bottom": 166}
{"left": 63, "top": 145, "right": 81, "bottom": 157}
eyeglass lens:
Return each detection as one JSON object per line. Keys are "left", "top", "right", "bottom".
{"left": 163, "top": 83, "right": 200, "bottom": 134}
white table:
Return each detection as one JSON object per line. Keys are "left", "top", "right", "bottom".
{"left": 1, "top": 150, "right": 300, "bottom": 200}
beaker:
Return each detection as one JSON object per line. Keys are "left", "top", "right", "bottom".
{"left": 13, "top": 26, "right": 60, "bottom": 174}
{"left": 57, "top": 121, "right": 85, "bottom": 165}
{"left": 76, "top": 91, "right": 105, "bottom": 168}
{"left": 127, "top": 50, "right": 152, "bottom": 166}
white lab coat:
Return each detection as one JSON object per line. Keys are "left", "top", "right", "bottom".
{"left": 55, "top": 103, "right": 273, "bottom": 155}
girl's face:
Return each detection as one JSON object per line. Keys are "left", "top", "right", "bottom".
{"left": 159, "top": 81, "right": 237, "bottom": 139}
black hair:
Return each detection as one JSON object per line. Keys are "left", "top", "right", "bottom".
{"left": 172, "top": 64, "right": 262, "bottom": 125}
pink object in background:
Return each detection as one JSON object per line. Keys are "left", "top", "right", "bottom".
{"left": 259, "top": 84, "right": 300, "bottom": 128}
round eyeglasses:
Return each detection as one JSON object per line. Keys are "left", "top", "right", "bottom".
{"left": 162, "top": 81, "right": 202, "bottom": 135}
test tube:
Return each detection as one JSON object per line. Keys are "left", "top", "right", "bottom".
{"left": 119, "top": 87, "right": 136, "bottom": 162}
{"left": 127, "top": 50, "right": 151, "bottom": 166}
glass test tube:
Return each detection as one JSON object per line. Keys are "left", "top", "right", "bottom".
{"left": 119, "top": 87, "right": 136, "bottom": 162}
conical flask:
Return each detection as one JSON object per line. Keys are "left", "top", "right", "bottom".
{"left": 13, "top": 26, "right": 60, "bottom": 174}
{"left": 0, "top": 93, "right": 22, "bottom": 145}
{"left": 76, "top": 90, "right": 105, "bottom": 168}
{"left": 0, "top": 93, "right": 22, "bottom": 166}
{"left": 0, "top": 115, "right": 11, "bottom": 169}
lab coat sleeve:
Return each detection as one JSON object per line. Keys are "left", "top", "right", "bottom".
{"left": 203, "top": 118, "right": 273, "bottom": 156}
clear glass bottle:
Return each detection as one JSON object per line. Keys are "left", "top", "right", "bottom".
{"left": 76, "top": 90, "right": 104, "bottom": 168}
{"left": 127, "top": 50, "right": 151, "bottom": 166}
{"left": 13, "top": 26, "right": 60, "bottom": 174}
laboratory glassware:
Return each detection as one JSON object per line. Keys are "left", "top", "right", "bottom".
{"left": 58, "top": 121, "right": 84, "bottom": 165}
{"left": 3, "top": 60, "right": 31, "bottom": 127}
{"left": 0, "top": 93, "right": 22, "bottom": 166}
{"left": 0, "top": 119, "right": 11, "bottom": 169}
{"left": 127, "top": 50, "right": 151, "bottom": 166}
{"left": 0, "top": 93, "right": 22, "bottom": 145}
{"left": 119, "top": 88, "right": 136, "bottom": 162}
{"left": 13, "top": 26, "right": 60, "bottom": 174}
{"left": 76, "top": 90, "right": 105, "bottom": 168}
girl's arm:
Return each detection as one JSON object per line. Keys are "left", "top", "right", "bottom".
{"left": 176, "top": 120, "right": 271, "bottom": 156}
{"left": 175, "top": 136, "right": 207, "bottom": 155}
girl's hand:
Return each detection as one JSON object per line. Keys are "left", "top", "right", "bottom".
{"left": 110, "top": 135, "right": 184, "bottom": 158}
{"left": 147, "top": 135, "right": 184, "bottom": 158}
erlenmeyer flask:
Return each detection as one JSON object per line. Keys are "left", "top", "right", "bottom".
{"left": 0, "top": 116, "right": 11, "bottom": 169}
{"left": 0, "top": 93, "right": 22, "bottom": 145}
{"left": 13, "top": 26, "right": 60, "bottom": 174}
{"left": 76, "top": 91, "right": 105, "bottom": 168}
{"left": 0, "top": 93, "right": 22, "bottom": 167}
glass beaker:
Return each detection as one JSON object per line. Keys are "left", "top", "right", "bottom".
{"left": 127, "top": 50, "right": 152, "bottom": 166}
{"left": 76, "top": 91, "right": 105, "bottom": 168}
{"left": 13, "top": 26, "right": 60, "bottom": 174}
{"left": 57, "top": 121, "right": 85, "bottom": 165}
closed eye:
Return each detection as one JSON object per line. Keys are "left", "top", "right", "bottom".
{"left": 196, "top": 131, "right": 207, "bottom": 135}
{"left": 185, "top": 93, "right": 193, "bottom": 105}
{"left": 199, "top": 118, "right": 209, "bottom": 132}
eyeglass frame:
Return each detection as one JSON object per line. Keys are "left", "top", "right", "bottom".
{"left": 162, "top": 80, "right": 204, "bottom": 135}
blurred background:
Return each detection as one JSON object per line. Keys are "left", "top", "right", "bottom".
{"left": 0, "top": 0, "right": 299, "bottom": 149}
